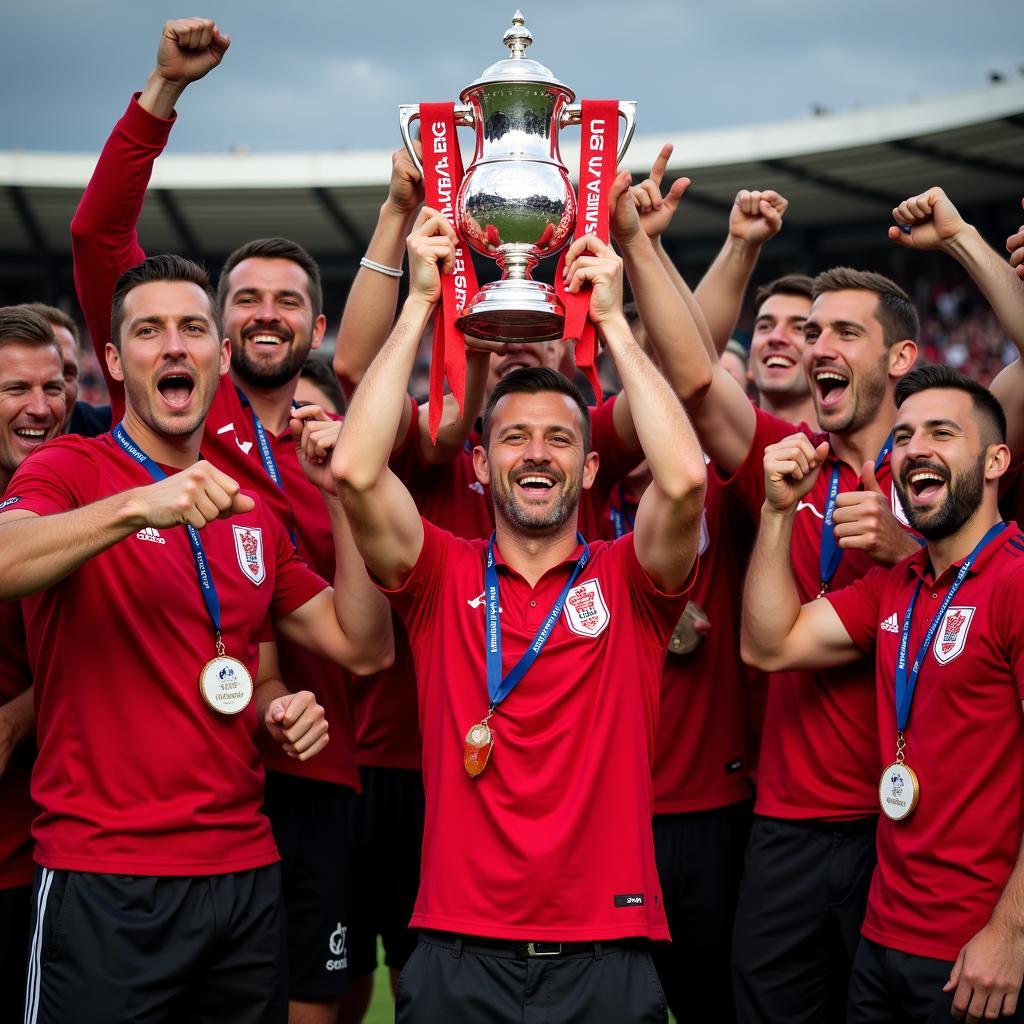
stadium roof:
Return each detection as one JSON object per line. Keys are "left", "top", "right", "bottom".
{"left": 1, "top": 79, "right": 1022, "bottom": 274}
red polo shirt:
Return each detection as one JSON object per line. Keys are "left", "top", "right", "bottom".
{"left": 0, "top": 600, "right": 34, "bottom": 889}
{"left": 827, "top": 525, "right": 1024, "bottom": 961}
{"left": 381, "top": 520, "right": 692, "bottom": 940}
{"left": 71, "top": 94, "right": 362, "bottom": 790}
{"left": 4, "top": 434, "right": 327, "bottom": 875}
{"left": 721, "top": 406, "right": 909, "bottom": 820}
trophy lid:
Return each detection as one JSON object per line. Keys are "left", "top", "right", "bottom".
{"left": 460, "top": 11, "right": 574, "bottom": 100}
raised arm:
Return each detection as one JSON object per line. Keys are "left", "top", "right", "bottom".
{"left": 695, "top": 187, "right": 789, "bottom": 353}
{"left": 70, "top": 18, "right": 229, "bottom": 406}
{"left": 562, "top": 234, "right": 705, "bottom": 590}
{"left": 331, "top": 210, "right": 460, "bottom": 588}
{"left": 889, "top": 187, "right": 1024, "bottom": 454}
{"left": 272, "top": 406, "right": 395, "bottom": 674}
{"left": 0, "top": 463, "right": 254, "bottom": 601}
{"left": 740, "top": 433, "right": 861, "bottom": 671}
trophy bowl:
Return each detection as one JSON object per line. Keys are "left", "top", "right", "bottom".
{"left": 399, "top": 11, "right": 636, "bottom": 342}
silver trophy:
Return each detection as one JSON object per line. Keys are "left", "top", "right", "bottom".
{"left": 399, "top": 11, "right": 636, "bottom": 342}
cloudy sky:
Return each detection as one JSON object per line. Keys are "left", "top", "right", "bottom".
{"left": 4, "top": 0, "right": 1022, "bottom": 154}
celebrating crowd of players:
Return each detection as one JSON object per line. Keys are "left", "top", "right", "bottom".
{"left": 3, "top": 16, "right": 1024, "bottom": 1024}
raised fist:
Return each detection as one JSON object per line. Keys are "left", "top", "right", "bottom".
{"left": 154, "top": 18, "right": 230, "bottom": 87}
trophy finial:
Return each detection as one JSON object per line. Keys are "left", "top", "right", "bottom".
{"left": 503, "top": 10, "right": 533, "bottom": 58}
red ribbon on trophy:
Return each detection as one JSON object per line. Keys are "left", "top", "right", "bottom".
{"left": 556, "top": 99, "right": 620, "bottom": 405}
{"left": 420, "top": 102, "right": 479, "bottom": 443}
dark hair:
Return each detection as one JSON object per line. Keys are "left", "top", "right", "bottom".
{"left": 218, "top": 237, "right": 323, "bottom": 319}
{"left": 0, "top": 305, "right": 61, "bottom": 359}
{"left": 111, "top": 254, "right": 220, "bottom": 350}
{"left": 481, "top": 367, "right": 591, "bottom": 450}
{"left": 754, "top": 273, "right": 814, "bottom": 313}
{"left": 298, "top": 353, "right": 346, "bottom": 414}
{"left": 22, "top": 303, "right": 80, "bottom": 349}
{"left": 894, "top": 364, "right": 1006, "bottom": 444}
{"left": 812, "top": 267, "right": 919, "bottom": 347}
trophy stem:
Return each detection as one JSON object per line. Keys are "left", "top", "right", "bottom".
{"left": 497, "top": 248, "right": 539, "bottom": 282}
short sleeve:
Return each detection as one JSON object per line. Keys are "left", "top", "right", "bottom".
{"left": 824, "top": 565, "right": 889, "bottom": 655}
{"left": 1, "top": 437, "right": 101, "bottom": 517}
{"left": 992, "top": 561, "right": 1024, "bottom": 700}
{"left": 619, "top": 534, "right": 696, "bottom": 649}
{"left": 268, "top": 512, "right": 329, "bottom": 621}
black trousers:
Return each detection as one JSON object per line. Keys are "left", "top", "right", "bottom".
{"left": 395, "top": 931, "right": 667, "bottom": 1024}
{"left": 0, "top": 883, "right": 31, "bottom": 1024}
{"left": 848, "top": 936, "right": 1024, "bottom": 1024}
{"left": 652, "top": 799, "right": 752, "bottom": 1024}
{"left": 23, "top": 865, "right": 287, "bottom": 1024}
{"left": 732, "top": 814, "right": 877, "bottom": 1024}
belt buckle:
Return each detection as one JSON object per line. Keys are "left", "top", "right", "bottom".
{"left": 526, "top": 942, "right": 562, "bottom": 957}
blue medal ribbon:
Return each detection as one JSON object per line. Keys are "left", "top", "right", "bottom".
{"left": 893, "top": 520, "right": 1006, "bottom": 734}
{"left": 609, "top": 483, "right": 636, "bottom": 540}
{"left": 236, "top": 387, "right": 299, "bottom": 549}
{"left": 113, "top": 422, "right": 222, "bottom": 638}
{"left": 819, "top": 433, "right": 894, "bottom": 593}
{"left": 484, "top": 532, "right": 590, "bottom": 709}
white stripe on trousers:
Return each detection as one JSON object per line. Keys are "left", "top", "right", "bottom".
{"left": 24, "top": 868, "right": 54, "bottom": 1024}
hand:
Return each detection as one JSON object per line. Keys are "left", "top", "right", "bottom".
{"left": 832, "top": 461, "right": 919, "bottom": 565}
{"left": 153, "top": 18, "right": 230, "bottom": 87}
{"left": 134, "top": 462, "right": 254, "bottom": 530}
{"left": 945, "top": 918, "right": 1024, "bottom": 1023}
{"left": 729, "top": 189, "right": 789, "bottom": 246}
{"left": 608, "top": 170, "right": 642, "bottom": 244}
{"left": 888, "top": 186, "right": 970, "bottom": 252}
{"left": 386, "top": 144, "right": 425, "bottom": 217}
{"left": 290, "top": 404, "right": 342, "bottom": 494}
{"left": 406, "top": 207, "right": 457, "bottom": 307}
{"left": 763, "top": 435, "right": 830, "bottom": 513}
{"left": 1007, "top": 198, "right": 1024, "bottom": 282}
{"left": 629, "top": 144, "right": 691, "bottom": 242}
{"left": 562, "top": 234, "right": 624, "bottom": 325}
{"left": 263, "top": 690, "right": 329, "bottom": 761}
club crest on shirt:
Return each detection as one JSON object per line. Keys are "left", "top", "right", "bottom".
{"left": 232, "top": 525, "right": 266, "bottom": 585}
{"left": 563, "top": 578, "right": 610, "bottom": 638}
{"left": 932, "top": 605, "right": 975, "bottom": 665}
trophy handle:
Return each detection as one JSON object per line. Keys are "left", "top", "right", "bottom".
{"left": 561, "top": 101, "right": 637, "bottom": 166}
{"left": 399, "top": 104, "right": 475, "bottom": 175}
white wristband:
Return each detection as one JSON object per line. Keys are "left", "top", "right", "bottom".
{"left": 359, "top": 256, "right": 404, "bottom": 278}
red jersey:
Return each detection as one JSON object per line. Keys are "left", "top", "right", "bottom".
{"left": 0, "top": 600, "right": 34, "bottom": 889}
{"left": 381, "top": 520, "right": 692, "bottom": 941}
{"left": 721, "top": 406, "right": 908, "bottom": 820}
{"left": 827, "top": 526, "right": 1024, "bottom": 960}
{"left": 4, "top": 434, "right": 326, "bottom": 875}
{"left": 71, "top": 94, "right": 361, "bottom": 789}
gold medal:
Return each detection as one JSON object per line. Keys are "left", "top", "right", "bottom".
{"left": 199, "top": 654, "right": 254, "bottom": 716}
{"left": 879, "top": 760, "right": 919, "bottom": 821}
{"left": 668, "top": 601, "right": 709, "bottom": 656}
{"left": 464, "top": 720, "right": 494, "bottom": 778}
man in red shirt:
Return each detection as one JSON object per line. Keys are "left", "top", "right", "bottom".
{"left": 330, "top": 209, "right": 706, "bottom": 1023}
{"left": 0, "top": 306, "right": 67, "bottom": 1024}
{"left": 0, "top": 255, "right": 392, "bottom": 1024}
{"left": 742, "top": 364, "right": 1024, "bottom": 1023}
{"left": 71, "top": 21, "right": 484, "bottom": 1022}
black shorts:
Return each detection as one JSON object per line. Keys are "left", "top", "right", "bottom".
{"left": 732, "top": 814, "right": 877, "bottom": 1024}
{"left": 651, "top": 799, "right": 752, "bottom": 1023}
{"left": 396, "top": 931, "right": 667, "bottom": 1024}
{"left": 262, "top": 770, "right": 355, "bottom": 1001}
{"left": 23, "top": 864, "right": 286, "bottom": 1024}
{"left": 1, "top": 883, "right": 32, "bottom": 1023}
{"left": 347, "top": 766, "right": 425, "bottom": 978}
{"left": 848, "top": 936, "right": 1024, "bottom": 1024}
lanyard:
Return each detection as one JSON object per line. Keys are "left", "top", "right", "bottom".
{"left": 894, "top": 521, "right": 1006, "bottom": 733}
{"left": 609, "top": 483, "right": 636, "bottom": 540}
{"left": 484, "top": 532, "right": 590, "bottom": 709}
{"left": 113, "top": 423, "right": 222, "bottom": 636}
{"left": 819, "top": 433, "right": 894, "bottom": 592}
{"left": 235, "top": 387, "right": 299, "bottom": 549}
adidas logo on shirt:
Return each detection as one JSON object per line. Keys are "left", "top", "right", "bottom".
{"left": 880, "top": 612, "right": 899, "bottom": 634}
{"left": 136, "top": 527, "right": 166, "bottom": 545}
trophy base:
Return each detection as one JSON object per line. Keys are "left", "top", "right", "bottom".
{"left": 456, "top": 279, "right": 564, "bottom": 343}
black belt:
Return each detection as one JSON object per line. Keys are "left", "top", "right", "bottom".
{"left": 421, "top": 930, "right": 650, "bottom": 961}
